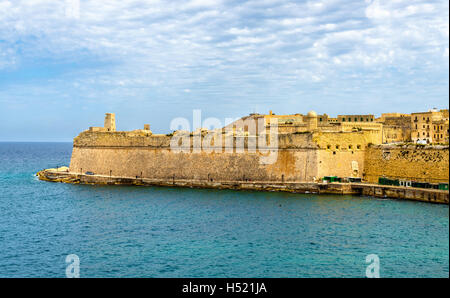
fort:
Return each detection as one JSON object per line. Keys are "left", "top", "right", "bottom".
{"left": 38, "top": 110, "right": 449, "bottom": 204}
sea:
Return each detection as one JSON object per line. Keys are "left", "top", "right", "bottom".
{"left": 0, "top": 142, "right": 448, "bottom": 278}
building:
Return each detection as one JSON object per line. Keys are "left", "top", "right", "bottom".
{"left": 261, "top": 111, "right": 382, "bottom": 140}
{"left": 376, "top": 113, "right": 412, "bottom": 143}
{"left": 432, "top": 119, "right": 449, "bottom": 144}
{"left": 337, "top": 114, "right": 374, "bottom": 123}
{"left": 411, "top": 109, "right": 449, "bottom": 144}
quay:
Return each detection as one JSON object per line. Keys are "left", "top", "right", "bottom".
{"left": 37, "top": 169, "right": 449, "bottom": 204}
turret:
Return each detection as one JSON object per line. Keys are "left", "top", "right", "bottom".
{"left": 104, "top": 113, "right": 116, "bottom": 132}
{"left": 307, "top": 110, "right": 318, "bottom": 131}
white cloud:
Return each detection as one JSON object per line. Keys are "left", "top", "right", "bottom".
{"left": 0, "top": 0, "right": 448, "bottom": 106}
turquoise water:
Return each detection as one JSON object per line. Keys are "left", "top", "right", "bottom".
{"left": 0, "top": 142, "right": 448, "bottom": 277}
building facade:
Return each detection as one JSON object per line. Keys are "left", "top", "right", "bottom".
{"left": 411, "top": 109, "right": 449, "bottom": 144}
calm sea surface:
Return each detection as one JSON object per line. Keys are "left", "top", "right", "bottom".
{"left": 0, "top": 142, "right": 448, "bottom": 277}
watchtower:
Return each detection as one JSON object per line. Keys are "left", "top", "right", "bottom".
{"left": 307, "top": 110, "right": 318, "bottom": 131}
{"left": 104, "top": 113, "right": 116, "bottom": 132}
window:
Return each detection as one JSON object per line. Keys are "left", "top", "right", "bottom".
{"left": 355, "top": 118, "right": 358, "bottom": 121}
{"left": 327, "top": 145, "right": 331, "bottom": 149}
{"left": 415, "top": 124, "right": 417, "bottom": 129}
{"left": 319, "top": 118, "right": 322, "bottom": 122}
{"left": 357, "top": 145, "right": 361, "bottom": 149}
{"left": 342, "top": 118, "right": 345, "bottom": 122}
{"left": 441, "top": 134, "right": 443, "bottom": 138}
{"left": 336, "top": 145, "right": 340, "bottom": 150}
{"left": 349, "top": 145, "right": 353, "bottom": 149}
{"left": 423, "top": 132, "right": 425, "bottom": 135}
{"left": 370, "top": 119, "right": 373, "bottom": 122}
{"left": 348, "top": 118, "right": 351, "bottom": 122}
{"left": 423, "top": 125, "right": 425, "bottom": 128}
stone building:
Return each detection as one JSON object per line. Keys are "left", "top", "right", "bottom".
{"left": 376, "top": 113, "right": 412, "bottom": 143}
{"left": 337, "top": 114, "right": 375, "bottom": 123}
{"left": 262, "top": 111, "right": 382, "bottom": 138}
{"left": 432, "top": 119, "right": 449, "bottom": 144}
{"left": 411, "top": 109, "right": 449, "bottom": 144}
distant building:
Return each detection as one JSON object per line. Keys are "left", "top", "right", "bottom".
{"left": 261, "top": 111, "right": 382, "bottom": 142}
{"left": 411, "top": 109, "right": 449, "bottom": 144}
{"left": 376, "top": 113, "right": 412, "bottom": 144}
{"left": 337, "top": 115, "right": 374, "bottom": 123}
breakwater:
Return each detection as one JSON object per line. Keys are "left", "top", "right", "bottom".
{"left": 37, "top": 169, "right": 449, "bottom": 204}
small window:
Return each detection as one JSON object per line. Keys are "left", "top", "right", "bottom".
{"left": 349, "top": 145, "right": 353, "bottom": 149}
{"left": 342, "top": 118, "right": 345, "bottom": 122}
{"left": 441, "top": 134, "right": 443, "bottom": 138}
{"left": 360, "top": 117, "right": 363, "bottom": 121}
{"left": 336, "top": 145, "right": 340, "bottom": 150}
{"left": 355, "top": 118, "right": 358, "bottom": 121}
{"left": 357, "top": 145, "right": 361, "bottom": 149}
{"left": 423, "top": 125, "right": 425, "bottom": 128}
{"left": 327, "top": 145, "right": 331, "bottom": 149}
{"left": 333, "top": 151, "right": 336, "bottom": 155}
{"left": 370, "top": 119, "right": 373, "bottom": 122}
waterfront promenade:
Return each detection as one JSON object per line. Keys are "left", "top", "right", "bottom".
{"left": 38, "top": 168, "right": 449, "bottom": 204}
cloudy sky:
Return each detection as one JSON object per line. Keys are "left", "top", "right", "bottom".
{"left": 0, "top": 0, "right": 448, "bottom": 141}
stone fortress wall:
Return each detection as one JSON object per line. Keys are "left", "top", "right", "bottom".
{"left": 69, "top": 112, "right": 449, "bottom": 185}
{"left": 69, "top": 131, "right": 321, "bottom": 182}
{"left": 364, "top": 144, "right": 449, "bottom": 183}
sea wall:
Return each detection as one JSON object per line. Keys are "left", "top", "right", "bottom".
{"left": 363, "top": 144, "right": 449, "bottom": 183}
{"left": 69, "top": 131, "right": 320, "bottom": 182}
{"left": 314, "top": 131, "right": 379, "bottom": 179}
{"left": 37, "top": 169, "right": 449, "bottom": 204}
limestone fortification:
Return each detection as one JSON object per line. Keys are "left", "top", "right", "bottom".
{"left": 69, "top": 113, "right": 382, "bottom": 182}
{"left": 38, "top": 112, "right": 449, "bottom": 204}
{"left": 364, "top": 144, "right": 449, "bottom": 184}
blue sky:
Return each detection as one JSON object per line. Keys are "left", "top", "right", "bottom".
{"left": 0, "top": 0, "right": 448, "bottom": 141}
